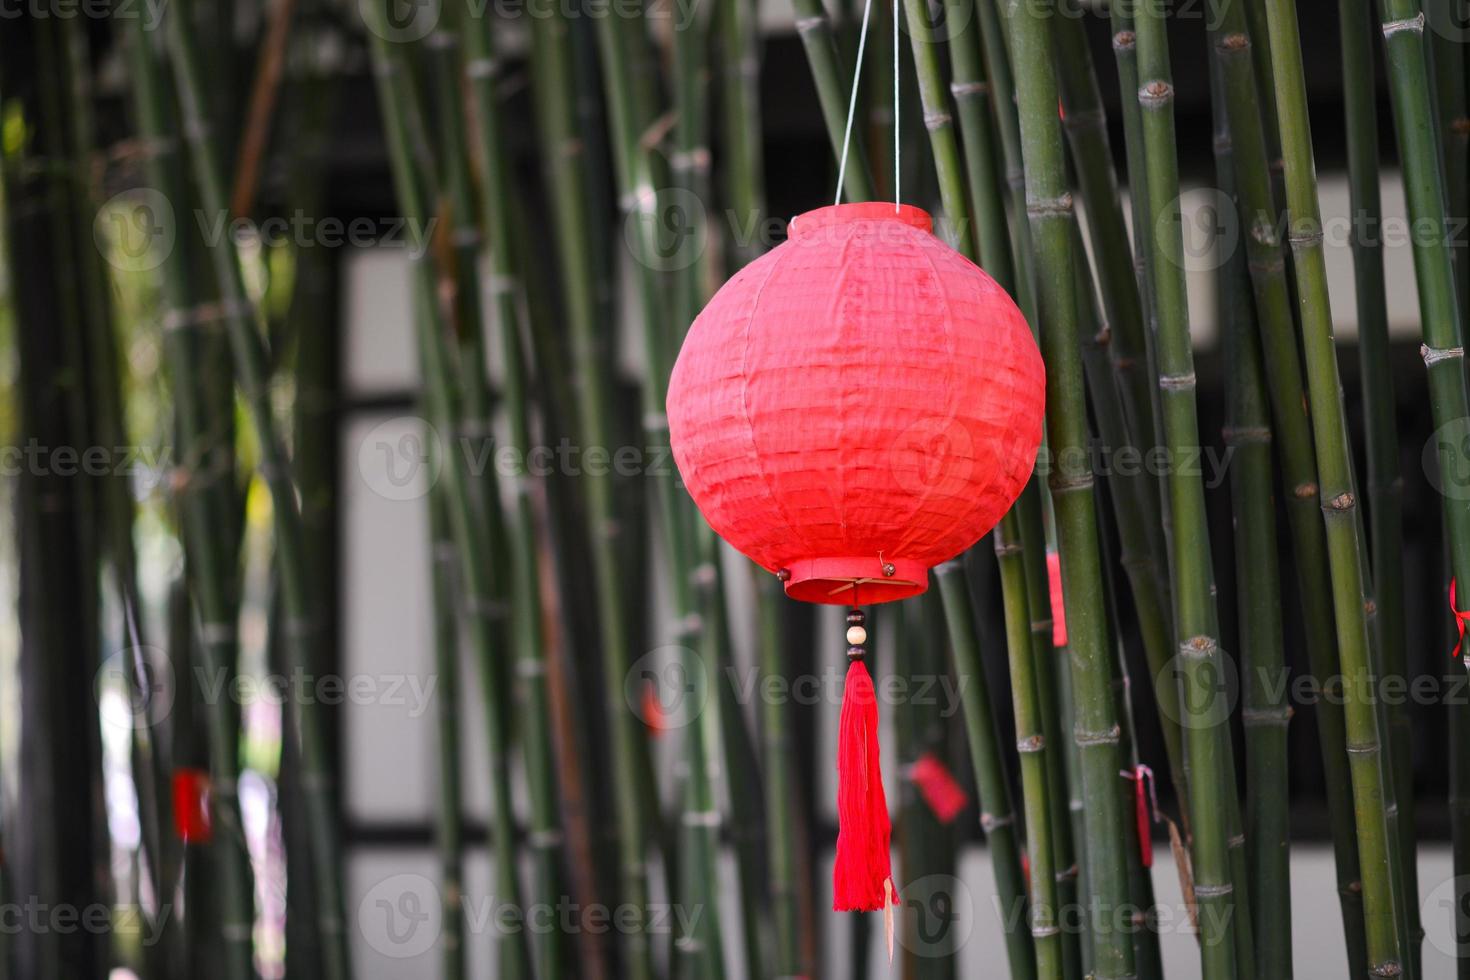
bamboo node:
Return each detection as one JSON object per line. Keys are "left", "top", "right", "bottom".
{"left": 516, "top": 658, "right": 547, "bottom": 679}
{"left": 979, "top": 812, "right": 1015, "bottom": 832}
{"left": 1073, "top": 724, "right": 1121, "bottom": 746}
{"left": 934, "top": 559, "right": 963, "bottom": 574}
{"left": 1221, "top": 425, "right": 1271, "bottom": 446}
{"left": 1062, "top": 107, "right": 1106, "bottom": 132}
{"left": 467, "top": 597, "right": 510, "bottom": 620}
{"left": 1219, "top": 32, "right": 1250, "bottom": 52}
{"left": 794, "top": 15, "right": 825, "bottom": 33}
{"left": 1030, "top": 618, "right": 1054, "bottom": 633}
{"left": 1324, "top": 491, "right": 1356, "bottom": 512}
{"left": 1242, "top": 705, "right": 1293, "bottom": 726}
{"left": 1381, "top": 12, "right": 1424, "bottom": 37}
{"left": 1293, "top": 481, "right": 1319, "bottom": 500}
{"left": 949, "top": 81, "right": 990, "bottom": 98}
{"left": 528, "top": 828, "right": 564, "bottom": 848}
{"left": 682, "top": 809, "right": 722, "bottom": 827}
{"left": 1016, "top": 735, "right": 1045, "bottom": 753}
{"left": 674, "top": 612, "right": 704, "bottom": 638}
{"left": 922, "top": 110, "right": 952, "bottom": 132}
{"left": 1421, "top": 342, "right": 1465, "bottom": 366}
{"left": 1179, "top": 634, "right": 1218, "bottom": 658}
{"left": 1026, "top": 193, "right": 1074, "bottom": 217}
{"left": 1055, "top": 863, "right": 1079, "bottom": 883}
{"left": 199, "top": 621, "right": 235, "bottom": 645}
{"left": 1193, "top": 882, "right": 1234, "bottom": 898}
{"left": 1452, "top": 118, "right": 1470, "bottom": 136}
{"left": 1363, "top": 598, "right": 1377, "bottom": 615}
{"left": 1158, "top": 371, "right": 1196, "bottom": 391}
{"left": 1369, "top": 962, "right": 1404, "bottom": 978}
{"left": 643, "top": 411, "right": 670, "bottom": 431}
{"left": 689, "top": 562, "right": 718, "bottom": 588}
{"left": 1048, "top": 469, "right": 1094, "bottom": 495}
{"left": 1138, "top": 81, "right": 1173, "bottom": 108}
{"left": 993, "top": 539, "right": 1023, "bottom": 557}
{"left": 1030, "top": 924, "right": 1061, "bottom": 938}
{"left": 1287, "top": 225, "right": 1324, "bottom": 247}
{"left": 1093, "top": 325, "right": 1112, "bottom": 347}
{"left": 465, "top": 57, "right": 498, "bottom": 80}
{"left": 1343, "top": 880, "right": 1363, "bottom": 895}
{"left": 1112, "top": 30, "right": 1136, "bottom": 51}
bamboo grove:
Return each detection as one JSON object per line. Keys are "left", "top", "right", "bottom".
{"left": 1, "top": 0, "right": 1469, "bottom": 977}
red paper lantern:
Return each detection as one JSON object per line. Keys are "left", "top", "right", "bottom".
{"left": 667, "top": 202, "right": 1045, "bottom": 915}
{"left": 668, "top": 202, "right": 1045, "bottom": 605}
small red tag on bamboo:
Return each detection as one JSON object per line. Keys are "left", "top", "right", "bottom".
{"left": 172, "top": 768, "right": 212, "bottom": 844}
{"left": 641, "top": 679, "right": 668, "bottom": 736}
{"left": 1125, "top": 766, "right": 1156, "bottom": 868}
{"left": 910, "top": 753, "right": 968, "bottom": 825}
{"left": 1451, "top": 578, "right": 1469, "bottom": 662}
{"left": 833, "top": 659, "right": 896, "bottom": 912}
{"left": 1047, "top": 551, "right": 1068, "bottom": 647}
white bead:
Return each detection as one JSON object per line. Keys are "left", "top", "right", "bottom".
{"left": 846, "top": 625, "right": 867, "bottom": 646}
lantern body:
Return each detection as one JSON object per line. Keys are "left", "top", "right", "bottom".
{"left": 667, "top": 202, "right": 1045, "bottom": 604}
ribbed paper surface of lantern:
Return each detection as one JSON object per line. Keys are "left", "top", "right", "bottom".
{"left": 668, "top": 202, "right": 1045, "bottom": 604}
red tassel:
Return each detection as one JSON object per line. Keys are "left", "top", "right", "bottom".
{"left": 834, "top": 656, "right": 896, "bottom": 911}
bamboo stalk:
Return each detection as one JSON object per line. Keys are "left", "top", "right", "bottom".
{"left": 429, "top": 484, "right": 467, "bottom": 980}
{"left": 999, "top": 522, "right": 1068, "bottom": 980}
{"left": 1003, "top": 3, "right": 1134, "bottom": 976}
{"left": 1051, "top": 2, "right": 1161, "bottom": 467}
{"left": 944, "top": 0, "right": 1013, "bottom": 282}
{"left": 1204, "top": 3, "right": 1369, "bottom": 968}
{"left": 978, "top": 0, "right": 1039, "bottom": 326}
{"left": 1339, "top": 0, "right": 1419, "bottom": 970}
{"left": 526, "top": 12, "right": 654, "bottom": 977}
{"left": 455, "top": 13, "right": 571, "bottom": 976}
{"left": 935, "top": 564, "right": 1037, "bottom": 980}
{"left": 592, "top": 5, "right": 730, "bottom": 974}
{"left": 363, "top": 23, "right": 533, "bottom": 980}
{"left": 719, "top": 0, "right": 765, "bottom": 272}
{"left": 1132, "top": 3, "right": 1240, "bottom": 973}
{"left": 1210, "top": 56, "right": 1291, "bottom": 976}
{"left": 791, "top": 0, "right": 875, "bottom": 200}
{"left": 1263, "top": 1, "right": 1409, "bottom": 973}
{"left": 119, "top": 21, "right": 257, "bottom": 980}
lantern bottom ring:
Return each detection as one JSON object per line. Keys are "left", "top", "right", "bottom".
{"left": 782, "top": 556, "right": 929, "bottom": 606}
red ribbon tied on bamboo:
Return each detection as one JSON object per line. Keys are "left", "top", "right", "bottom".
{"left": 668, "top": 203, "right": 1045, "bottom": 911}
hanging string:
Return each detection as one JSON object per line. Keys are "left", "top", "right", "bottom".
{"left": 833, "top": 0, "right": 902, "bottom": 208}
{"left": 893, "top": 0, "right": 899, "bottom": 211}
{"left": 833, "top": 0, "right": 874, "bottom": 206}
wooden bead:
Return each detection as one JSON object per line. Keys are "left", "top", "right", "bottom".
{"left": 846, "top": 625, "right": 867, "bottom": 646}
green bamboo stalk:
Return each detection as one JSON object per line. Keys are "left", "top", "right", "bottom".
{"left": 945, "top": 0, "right": 1013, "bottom": 283}
{"left": 1051, "top": 2, "right": 1161, "bottom": 466}
{"left": 455, "top": 14, "right": 570, "bottom": 976}
{"left": 1339, "top": 0, "right": 1419, "bottom": 970}
{"left": 525, "top": 14, "right": 654, "bottom": 979}
{"left": 753, "top": 574, "right": 802, "bottom": 977}
{"left": 593, "top": 7, "right": 730, "bottom": 975}
{"left": 900, "top": 0, "right": 971, "bottom": 253}
{"left": 791, "top": 0, "right": 875, "bottom": 200}
{"left": 997, "top": 522, "right": 1065, "bottom": 980}
{"left": 935, "top": 564, "right": 1036, "bottom": 980}
{"left": 1132, "top": 2, "right": 1240, "bottom": 973}
{"left": 1003, "top": 3, "right": 1133, "bottom": 976}
{"left": 166, "top": 3, "right": 353, "bottom": 971}
{"left": 1370, "top": 0, "right": 1470, "bottom": 972}
{"left": 719, "top": 0, "right": 765, "bottom": 272}
{"left": 1204, "top": 4, "right": 1369, "bottom": 968}
{"left": 1427, "top": 0, "right": 1468, "bottom": 324}
{"left": 1263, "top": 1, "right": 1409, "bottom": 973}
{"left": 1211, "top": 60, "right": 1291, "bottom": 976}
{"left": 979, "top": 0, "right": 1040, "bottom": 326}
{"left": 119, "top": 21, "right": 256, "bottom": 980}
{"left": 428, "top": 484, "right": 467, "bottom": 980}
{"left": 59, "top": 15, "right": 172, "bottom": 912}
{"left": 362, "top": 24, "right": 532, "bottom": 980}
